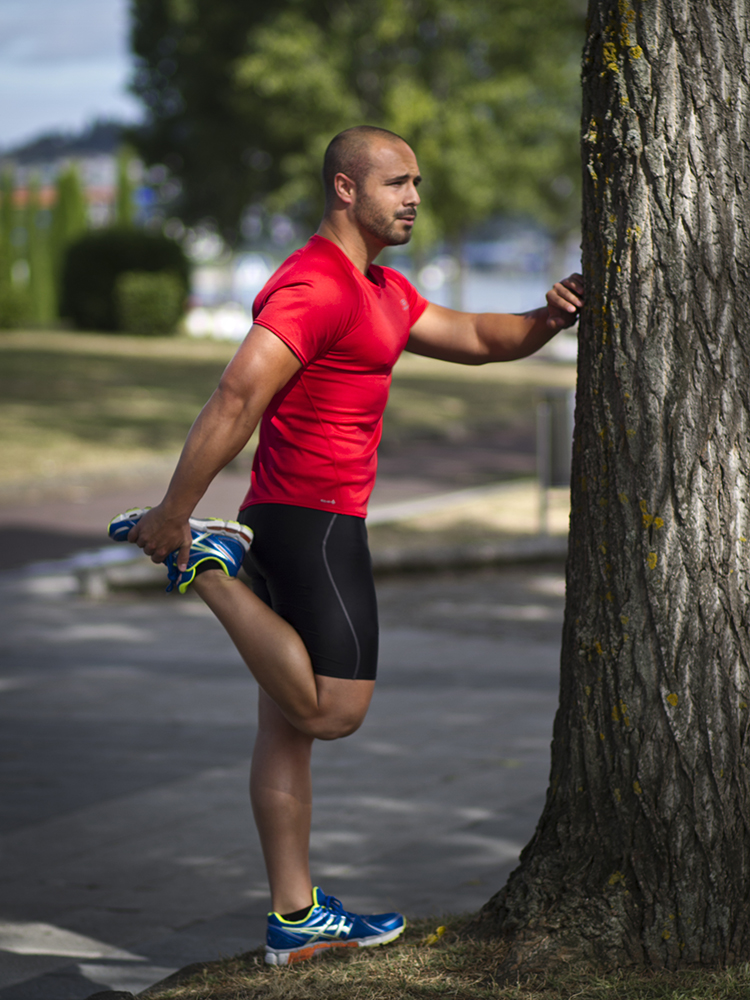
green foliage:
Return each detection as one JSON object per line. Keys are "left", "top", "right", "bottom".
{"left": 25, "top": 177, "right": 56, "bottom": 324}
{"left": 116, "top": 146, "right": 137, "bottom": 226}
{"left": 51, "top": 166, "right": 88, "bottom": 272}
{"left": 61, "top": 227, "right": 190, "bottom": 331}
{"left": 129, "top": 0, "right": 585, "bottom": 243}
{"left": 0, "top": 172, "right": 14, "bottom": 291}
{"left": 0, "top": 284, "right": 31, "bottom": 330}
{"left": 0, "top": 172, "right": 22, "bottom": 328}
{"left": 115, "top": 270, "right": 185, "bottom": 335}
{"left": 48, "top": 165, "right": 89, "bottom": 318}
{"left": 0, "top": 170, "right": 54, "bottom": 329}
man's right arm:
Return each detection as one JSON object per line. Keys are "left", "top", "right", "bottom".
{"left": 129, "top": 324, "right": 301, "bottom": 569}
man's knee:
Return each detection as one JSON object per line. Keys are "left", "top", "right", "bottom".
{"left": 294, "top": 674, "right": 374, "bottom": 740}
{"left": 300, "top": 711, "right": 365, "bottom": 741}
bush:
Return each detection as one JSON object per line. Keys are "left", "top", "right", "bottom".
{"left": 0, "top": 283, "right": 32, "bottom": 330}
{"left": 61, "top": 227, "right": 190, "bottom": 331}
{"left": 115, "top": 271, "right": 185, "bottom": 336}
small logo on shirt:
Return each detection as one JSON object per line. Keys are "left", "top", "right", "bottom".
{"left": 320, "top": 498, "right": 336, "bottom": 504}
{"left": 400, "top": 298, "right": 409, "bottom": 311}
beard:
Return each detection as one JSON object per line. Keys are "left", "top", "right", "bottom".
{"left": 354, "top": 194, "right": 416, "bottom": 246}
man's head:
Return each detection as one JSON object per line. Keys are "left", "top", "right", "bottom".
{"left": 322, "top": 126, "right": 421, "bottom": 248}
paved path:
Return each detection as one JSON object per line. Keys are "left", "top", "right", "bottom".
{"left": 0, "top": 558, "right": 565, "bottom": 998}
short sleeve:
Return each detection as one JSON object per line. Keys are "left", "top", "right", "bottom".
{"left": 390, "top": 270, "right": 429, "bottom": 326}
{"left": 253, "top": 278, "right": 349, "bottom": 366}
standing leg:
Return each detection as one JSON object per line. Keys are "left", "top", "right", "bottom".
{"left": 251, "top": 689, "right": 315, "bottom": 915}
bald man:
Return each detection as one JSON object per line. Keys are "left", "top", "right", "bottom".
{"left": 111, "top": 125, "right": 583, "bottom": 965}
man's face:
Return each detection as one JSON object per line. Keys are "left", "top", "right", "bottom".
{"left": 352, "top": 140, "right": 421, "bottom": 247}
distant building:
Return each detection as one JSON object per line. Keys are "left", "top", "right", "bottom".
{"left": 0, "top": 121, "right": 150, "bottom": 227}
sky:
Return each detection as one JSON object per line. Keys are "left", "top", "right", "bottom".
{"left": 0, "top": 0, "right": 141, "bottom": 151}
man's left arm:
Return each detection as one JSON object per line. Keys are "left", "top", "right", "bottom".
{"left": 406, "top": 274, "right": 584, "bottom": 364}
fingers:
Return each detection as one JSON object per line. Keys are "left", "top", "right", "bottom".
{"left": 177, "top": 539, "right": 192, "bottom": 573}
{"left": 548, "top": 275, "right": 584, "bottom": 312}
{"left": 124, "top": 508, "right": 188, "bottom": 564}
{"left": 143, "top": 529, "right": 183, "bottom": 564}
{"left": 545, "top": 273, "right": 584, "bottom": 330}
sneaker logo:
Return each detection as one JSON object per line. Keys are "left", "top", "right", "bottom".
{"left": 192, "top": 533, "right": 240, "bottom": 567}
{"left": 287, "top": 913, "right": 353, "bottom": 943}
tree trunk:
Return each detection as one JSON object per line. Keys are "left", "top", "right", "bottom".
{"left": 478, "top": 0, "right": 750, "bottom": 972}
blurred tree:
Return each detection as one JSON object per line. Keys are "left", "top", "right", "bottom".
{"left": 51, "top": 165, "right": 88, "bottom": 296}
{"left": 0, "top": 171, "right": 30, "bottom": 328}
{"left": 116, "top": 146, "right": 137, "bottom": 226}
{"left": 0, "top": 171, "right": 14, "bottom": 290}
{"left": 25, "top": 177, "right": 56, "bottom": 324}
{"left": 129, "top": 0, "right": 584, "bottom": 245}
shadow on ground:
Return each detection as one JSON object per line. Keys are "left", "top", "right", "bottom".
{"left": 0, "top": 528, "right": 106, "bottom": 572}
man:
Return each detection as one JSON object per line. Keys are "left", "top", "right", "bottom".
{"left": 109, "top": 125, "right": 583, "bottom": 965}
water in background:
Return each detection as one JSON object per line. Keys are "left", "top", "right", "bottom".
{"left": 186, "top": 233, "right": 581, "bottom": 356}
{"left": 424, "top": 269, "right": 553, "bottom": 313}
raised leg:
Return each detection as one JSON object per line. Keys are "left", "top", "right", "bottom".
{"left": 192, "top": 570, "right": 375, "bottom": 738}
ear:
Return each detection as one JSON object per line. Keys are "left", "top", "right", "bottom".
{"left": 333, "top": 172, "right": 357, "bottom": 206}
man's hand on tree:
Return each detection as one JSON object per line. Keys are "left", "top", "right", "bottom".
{"left": 545, "top": 273, "right": 584, "bottom": 330}
{"left": 128, "top": 504, "right": 193, "bottom": 570}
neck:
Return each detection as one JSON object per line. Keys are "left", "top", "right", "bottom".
{"left": 316, "top": 214, "right": 383, "bottom": 275}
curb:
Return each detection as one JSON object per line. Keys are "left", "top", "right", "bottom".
{"left": 371, "top": 533, "right": 568, "bottom": 573}
{"left": 83, "top": 953, "right": 257, "bottom": 998}
{"left": 16, "top": 533, "right": 569, "bottom": 599}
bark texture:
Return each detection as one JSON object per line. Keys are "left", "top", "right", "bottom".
{"left": 479, "top": 0, "right": 750, "bottom": 972}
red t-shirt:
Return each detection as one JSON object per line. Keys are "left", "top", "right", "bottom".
{"left": 240, "top": 235, "right": 428, "bottom": 518}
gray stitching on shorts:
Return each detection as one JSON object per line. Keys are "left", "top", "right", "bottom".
{"left": 321, "top": 513, "right": 362, "bottom": 679}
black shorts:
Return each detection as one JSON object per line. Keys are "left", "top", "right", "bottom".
{"left": 237, "top": 504, "right": 379, "bottom": 681}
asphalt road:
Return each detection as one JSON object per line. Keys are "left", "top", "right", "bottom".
{"left": 0, "top": 560, "right": 565, "bottom": 999}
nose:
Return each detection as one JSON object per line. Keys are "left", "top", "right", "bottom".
{"left": 407, "top": 182, "right": 420, "bottom": 206}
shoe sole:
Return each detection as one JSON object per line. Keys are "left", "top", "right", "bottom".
{"left": 264, "top": 923, "right": 406, "bottom": 966}
{"left": 191, "top": 517, "right": 254, "bottom": 553}
{"left": 108, "top": 510, "right": 253, "bottom": 553}
{"left": 108, "top": 507, "right": 152, "bottom": 542}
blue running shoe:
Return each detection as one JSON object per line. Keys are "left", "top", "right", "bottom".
{"left": 265, "top": 886, "right": 405, "bottom": 965}
{"left": 165, "top": 518, "right": 253, "bottom": 594}
{"left": 108, "top": 507, "right": 151, "bottom": 542}
{"left": 108, "top": 508, "right": 252, "bottom": 592}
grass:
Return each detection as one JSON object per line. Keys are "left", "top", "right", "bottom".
{"left": 383, "top": 376, "right": 533, "bottom": 453}
{"left": 143, "top": 916, "right": 750, "bottom": 1000}
{"left": 0, "top": 329, "right": 575, "bottom": 499}
{"left": 0, "top": 331, "right": 239, "bottom": 494}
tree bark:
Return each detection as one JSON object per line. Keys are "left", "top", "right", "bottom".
{"left": 479, "top": 0, "right": 750, "bottom": 972}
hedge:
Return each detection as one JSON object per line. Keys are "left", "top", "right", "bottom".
{"left": 115, "top": 270, "right": 185, "bottom": 336}
{"left": 61, "top": 227, "right": 190, "bottom": 332}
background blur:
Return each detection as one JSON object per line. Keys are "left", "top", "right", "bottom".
{"left": 0, "top": 0, "right": 586, "bottom": 548}
{"left": 0, "top": 0, "right": 585, "bottom": 339}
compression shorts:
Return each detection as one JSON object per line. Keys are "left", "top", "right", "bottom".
{"left": 237, "top": 504, "right": 378, "bottom": 681}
